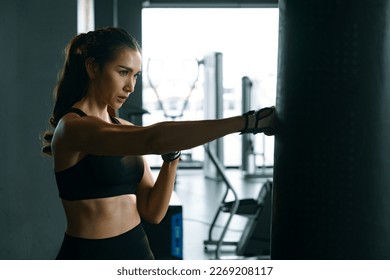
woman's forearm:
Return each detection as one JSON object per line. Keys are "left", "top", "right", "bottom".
{"left": 144, "top": 116, "right": 245, "bottom": 154}
{"left": 140, "top": 159, "right": 179, "bottom": 224}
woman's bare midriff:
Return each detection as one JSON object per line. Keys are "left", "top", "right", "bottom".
{"left": 61, "top": 194, "right": 141, "bottom": 239}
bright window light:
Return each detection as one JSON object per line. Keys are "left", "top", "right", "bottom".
{"left": 77, "top": 0, "right": 95, "bottom": 34}
{"left": 142, "top": 8, "right": 279, "bottom": 168}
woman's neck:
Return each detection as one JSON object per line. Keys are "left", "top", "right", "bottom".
{"left": 73, "top": 99, "right": 111, "bottom": 123}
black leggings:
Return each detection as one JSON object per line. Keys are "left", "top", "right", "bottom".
{"left": 56, "top": 223, "right": 155, "bottom": 260}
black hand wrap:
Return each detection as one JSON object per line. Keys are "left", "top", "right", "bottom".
{"left": 161, "top": 151, "right": 181, "bottom": 162}
{"left": 240, "top": 106, "right": 275, "bottom": 135}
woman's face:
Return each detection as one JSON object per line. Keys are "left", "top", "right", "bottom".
{"left": 92, "top": 47, "right": 142, "bottom": 110}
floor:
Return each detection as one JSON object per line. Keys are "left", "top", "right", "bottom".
{"left": 166, "top": 167, "right": 273, "bottom": 260}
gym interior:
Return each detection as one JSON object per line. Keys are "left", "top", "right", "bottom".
{"left": 1, "top": 0, "right": 390, "bottom": 260}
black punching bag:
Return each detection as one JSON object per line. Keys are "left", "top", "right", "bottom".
{"left": 272, "top": 0, "right": 390, "bottom": 259}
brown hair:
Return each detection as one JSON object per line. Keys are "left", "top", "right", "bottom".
{"left": 42, "top": 27, "right": 141, "bottom": 155}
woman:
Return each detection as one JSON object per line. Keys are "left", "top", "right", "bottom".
{"left": 42, "top": 27, "right": 275, "bottom": 260}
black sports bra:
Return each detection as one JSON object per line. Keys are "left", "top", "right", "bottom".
{"left": 55, "top": 108, "right": 144, "bottom": 201}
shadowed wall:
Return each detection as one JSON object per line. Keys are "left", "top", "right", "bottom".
{"left": 0, "top": 0, "right": 76, "bottom": 259}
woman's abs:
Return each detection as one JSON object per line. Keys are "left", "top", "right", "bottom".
{"left": 61, "top": 194, "right": 141, "bottom": 239}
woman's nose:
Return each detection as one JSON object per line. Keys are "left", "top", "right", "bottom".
{"left": 124, "top": 86, "right": 133, "bottom": 94}
{"left": 124, "top": 79, "right": 135, "bottom": 94}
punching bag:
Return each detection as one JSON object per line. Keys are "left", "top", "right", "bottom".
{"left": 272, "top": 0, "right": 390, "bottom": 259}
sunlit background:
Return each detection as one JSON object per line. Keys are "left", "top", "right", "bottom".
{"left": 142, "top": 8, "right": 279, "bottom": 168}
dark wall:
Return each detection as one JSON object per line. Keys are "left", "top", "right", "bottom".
{"left": 0, "top": 0, "right": 77, "bottom": 259}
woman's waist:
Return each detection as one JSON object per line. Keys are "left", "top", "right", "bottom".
{"left": 62, "top": 194, "right": 141, "bottom": 239}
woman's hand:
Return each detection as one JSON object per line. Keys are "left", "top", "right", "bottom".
{"left": 241, "top": 106, "right": 276, "bottom": 135}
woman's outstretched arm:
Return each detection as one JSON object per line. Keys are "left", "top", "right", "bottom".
{"left": 53, "top": 107, "right": 274, "bottom": 157}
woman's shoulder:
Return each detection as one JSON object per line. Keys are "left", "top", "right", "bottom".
{"left": 54, "top": 111, "right": 105, "bottom": 142}
{"left": 113, "top": 116, "right": 134, "bottom": 126}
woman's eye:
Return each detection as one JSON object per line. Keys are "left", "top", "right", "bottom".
{"left": 119, "top": 71, "right": 128, "bottom": 76}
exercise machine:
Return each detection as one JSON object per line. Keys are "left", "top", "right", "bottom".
{"left": 203, "top": 143, "right": 272, "bottom": 259}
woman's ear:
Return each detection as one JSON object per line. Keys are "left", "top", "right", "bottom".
{"left": 85, "top": 57, "right": 99, "bottom": 79}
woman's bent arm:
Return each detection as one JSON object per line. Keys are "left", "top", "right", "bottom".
{"left": 136, "top": 158, "right": 179, "bottom": 224}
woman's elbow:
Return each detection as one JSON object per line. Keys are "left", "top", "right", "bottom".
{"left": 142, "top": 213, "right": 164, "bottom": 224}
{"left": 138, "top": 205, "right": 165, "bottom": 224}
